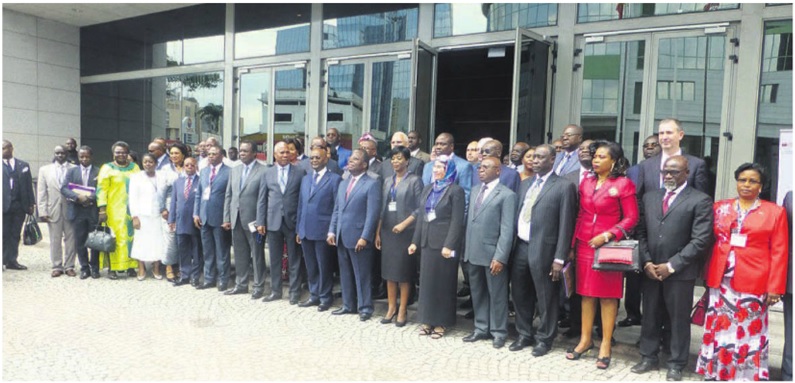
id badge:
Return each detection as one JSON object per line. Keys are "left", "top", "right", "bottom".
{"left": 247, "top": 221, "right": 258, "bottom": 233}
{"left": 730, "top": 233, "right": 747, "bottom": 248}
{"left": 202, "top": 188, "right": 211, "bottom": 201}
{"left": 426, "top": 210, "right": 436, "bottom": 222}
{"left": 388, "top": 201, "right": 397, "bottom": 212}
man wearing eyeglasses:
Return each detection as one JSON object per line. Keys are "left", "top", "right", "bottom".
{"left": 553, "top": 124, "right": 584, "bottom": 176}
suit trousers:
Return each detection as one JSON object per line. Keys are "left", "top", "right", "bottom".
{"left": 510, "top": 241, "right": 559, "bottom": 344}
{"left": 3, "top": 206, "right": 26, "bottom": 265}
{"left": 232, "top": 217, "right": 266, "bottom": 293}
{"left": 48, "top": 216, "right": 76, "bottom": 271}
{"left": 639, "top": 277, "right": 694, "bottom": 369}
{"left": 177, "top": 233, "right": 201, "bottom": 281}
{"left": 467, "top": 261, "right": 509, "bottom": 340}
{"left": 301, "top": 239, "right": 334, "bottom": 305}
{"left": 783, "top": 292, "right": 792, "bottom": 381}
{"left": 267, "top": 219, "right": 301, "bottom": 299}
{"left": 161, "top": 219, "right": 178, "bottom": 266}
{"left": 71, "top": 216, "right": 99, "bottom": 272}
{"left": 624, "top": 271, "right": 643, "bottom": 320}
{"left": 201, "top": 224, "right": 231, "bottom": 286}
{"left": 337, "top": 236, "right": 373, "bottom": 314}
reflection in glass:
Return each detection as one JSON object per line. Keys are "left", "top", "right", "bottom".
{"left": 274, "top": 68, "right": 308, "bottom": 140}
{"left": 327, "top": 63, "right": 365, "bottom": 149}
{"left": 755, "top": 20, "right": 792, "bottom": 202}
{"left": 238, "top": 71, "right": 272, "bottom": 148}
{"left": 234, "top": 4, "right": 311, "bottom": 59}
{"left": 577, "top": 3, "right": 739, "bottom": 23}
{"left": 370, "top": 60, "right": 411, "bottom": 154}
{"left": 434, "top": 3, "right": 557, "bottom": 37}
{"left": 323, "top": 4, "right": 418, "bottom": 49}
{"left": 580, "top": 41, "right": 644, "bottom": 162}
{"left": 516, "top": 38, "right": 550, "bottom": 145}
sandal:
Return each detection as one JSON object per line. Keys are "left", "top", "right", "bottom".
{"left": 596, "top": 355, "right": 611, "bottom": 369}
{"left": 565, "top": 342, "right": 594, "bottom": 360}
{"left": 419, "top": 325, "right": 432, "bottom": 336}
{"left": 430, "top": 326, "right": 445, "bottom": 340}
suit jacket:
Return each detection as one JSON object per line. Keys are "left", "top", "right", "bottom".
{"left": 329, "top": 173, "right": 381, "bottom": 248}
{"left": 421, "top": 154, "right": 473, "bottom": 202}
{"left": 336, "top": 146, "right": 352, "bottom": 169}
{"left": 705, "top": 199, "right": 789, "bottom": 295}
{"left": 256, "top": 163, "right": 306, "bottom": 232}
{"left": 3, "top": 158, "right": 35, "bottom": 213}
{"left": 783, "top": 191, "right": 793, "bottom": 294}
{"left": 635, "top": 152, "right": 709, "bottom": 198}
{"left": 574, "top": 176, "right": 638, "bottom": 243}
{"left": 156, "top": 154, "right": 172, "bottom": 171}
{"left": 471, "top": 164, "right": 521, "bottom": 194}
{"left": 636, "top": 186, "right": 714, "bottom": 281}
{"left": 193, "top": 164, "right": 230, "bottom": 226}
{"left": 380, "top": 173, "right": 423, "bottom": 225}
{"left": 553, "top": 149, "right": 581, "bottom": 176}
{"left": 299, "top": 157, "right": 342, "bottom": 175}
{"left": 297, "top": 168, "right": 342, "bottom": 241}
{"left": 37, "top": 162, "right": 75, "bottom": 222}
{"left": 411, "top": 183, "right": 465, "bottom": 251}
{"left": 169, "top": 174, "right": 200, "bottom": 235}
{"left": 413, "top": 150, "right": 431, "bottom": 163}
{"left": 224, "top": 161, "right": 265, "bottom": 229}
{"left": 516, "top": 173, "right": 578, "bottom": 266}
{"left": 61, "top": 164, "right": 99, "bottom": 223}
{"left": 465, "top": 183, "right": 516, "bottom": 266}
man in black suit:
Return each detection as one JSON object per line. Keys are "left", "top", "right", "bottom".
{"left": 60, "top": 146, "right": 100, "bottom": 279}
{"left": 300, "top": 137, "right": 342, "bottom": 175}
{"left": 510, "top": 144, "right": 577, "bottom": 355}
{"left": 64, "top": 138, "right": 79, "bottom": 165}
{"left": 2, "top": 140, "right": 35, "bottom": 270}
{"left": 631, "top": 155, "right": 713, "bottom": 381}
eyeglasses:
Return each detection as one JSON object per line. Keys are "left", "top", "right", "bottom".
{"left": 660, "top": 170, "right": 682, "bottom": 177}
{"left": 737, "top": 178, "right": 761, "bottom": 185}
{"left": 643, "top": 143, "right": 659, "bottom": 149}
{"left": 480, "top": 149, "right": 493, "bottom": 154}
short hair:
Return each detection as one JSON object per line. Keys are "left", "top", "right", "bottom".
{"left": 518, "top": 145, "right": 535, "bottom": 160}
{"left": 111, "top": 141, "right": 129, "bottom": 153}
{"left": 168, "top": 142, "right": 189, "bottom": 157}
{"left": 389, "top": 146, "right": 411, "bottom": 161}
{"left": 78, "top": 145, "right": 93, "bottom": 155}
{"left": 660, "top": 118, "right": 684, "bottom": 132}
{"left": 227, "top": 146, "right": 238, "bottom": 151}
{"left": 408, "top": 130, "right": 421, "bottom": 139}
{"left": 141, "top": 153, "right": 158, "bottom": 163}
{"left": 734, "top": 163, "right": 766, "bottom": 185}
{"left": 283, "top": 137, "right": 300, "bottom": 151}
{"left": 206, "top": 143, "right": 222, "bottom": 152}
{"left": 239, "top": 140, "right": 258, "bottom": 153}
{"left": 351, "top": 148, "right": 370, "bottom": 169}
{"left": 534, "top": 144, "right": 556, "bottom": 158}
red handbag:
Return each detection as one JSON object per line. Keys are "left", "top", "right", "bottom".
{"left": 691, "top": 290, "right": 709, "bottom": 326}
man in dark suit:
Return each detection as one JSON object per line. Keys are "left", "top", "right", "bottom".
{"left": 510, "top": 144, "right": 578, "bottom": 356}
{"left": 327, "top": 149, "right": 381, "bottom": 321}
{"left": 257, "top": 141, "right": 306, "bottom": 304}
{"left": 407, "top": 130, "right": 431, "bottom": 163}
{"left": 552, "top": 124, "right": 583, "bottom": 176}
{"left": 326, "top": 127, "right": 351, "bottom": 169}
{"left": 470, "top": 140, "right": 520, "bottom": 193}
{"left": 631, "top": 155, "right": 713, "bottom": 381}
{"left": 149, "top": 141, "right": 171, "bottom": 171}
{"left": 627, "top": 135, "right": 661, "bottom": 186}
{"left": 358, "top": 137, "right": 382, "bottom": 176}
{"left": 61, "top": 145, "right": 100, "bottom": 279}
{"left": 297, "top": 147, "right": 342, "bottom": 312}
{"left": 782, "top": 190, "right": 793, "bottom": 381}
{"left": 169, "top": 157, "right": 202, "bottom": 287}
{"left": 64, "top": 138, "right": 78, "bottom": 165}
{"left": 421, "top": 133, "right": 472, "bottom": 200}
{"left": 462, "top": 157, "right": 516, "bottom": 349}
{"left": 223, "top": 141, "right": 267, "bottom": 298}
{"left": 622, "top": 118, "right": 709, "bottom": 329}
{"left": 193, "top": 144, "right": 232, "bottom": 291}
{"left": 381, "top": 132, "right": 424, "bottom": 179}
{"left": 2, "top": 140, "right": 35, "bottom": 270}
{"left": 300, "top": 137, "right": 342, "bottom": 175}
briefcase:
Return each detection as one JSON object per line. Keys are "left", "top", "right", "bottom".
{"left": 85, "top": 225, "right": 115, "bottom": 253}
{"left": 22, "top": 214, "right": 42, "bottom": 246}
{"left": 592, "top": 240, "right": 640, "bottom": 273}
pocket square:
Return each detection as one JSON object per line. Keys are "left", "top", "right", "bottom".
{"left": 22, "top": 167, "right": 29, "bottom": 173}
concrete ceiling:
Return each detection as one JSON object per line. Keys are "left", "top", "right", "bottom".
{"left": 3, "top": 3, "right": 198, "bottom": 27}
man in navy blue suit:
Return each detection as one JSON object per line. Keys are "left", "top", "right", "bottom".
{"left": 327, "top": 149, "right": 381, "bottom": 321}
{"left": 470, "top": 140, "right": 520, "bottom": 194}
{"left": 421, "top": 133, "right": 472, "bottom": 201}
{"left": 552, "top": 124, "right": 583, "bottom": 176}
{"left": 193, "top": 144, "right": 232, "bottom": 291}
{"left": 60, "top": 146, "right": 100, "bottom": 279}
{"left": 326, "top": 127, "right": 351, "bottom": 169}
{"left": 297, "top": 146, "right": 342, "bottom": 312}
{"left": 170, "top": 157, "right": 202, "bottom": 287}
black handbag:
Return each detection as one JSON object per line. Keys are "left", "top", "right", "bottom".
{"left": 85, "top": 224, "right": 115, "bottom": 253}
{"left": 22, "top": 214, "right": 42, "bottom": 246}
{"left": 592, "top": 226, "right": 641, "bottom": 273}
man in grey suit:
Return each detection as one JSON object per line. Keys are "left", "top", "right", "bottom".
{"left": 462, "top": 157, "right": 516, "bottom": 349}
{"left": 552, "top": 124, "right": 583, "bottom": 176}
{"left": 223, "top": 141, "right": 267, "bottom": 299}
{"left": 631, "top": 156, "right": 713, "bottom": 381}
{"left": 257, "top": 141, "right": 306, "bottom": 304}
{"left": 60, "top": 146, "right": 100, "bottom": 279}
{"left": 510, "top": 144, "right": 578, "bottom": 355}
{"left": 37, "top": 145, "right": 76, "bottom": 277}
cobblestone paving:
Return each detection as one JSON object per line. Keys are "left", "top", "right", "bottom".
{"left": 3, "top": 227, "right": 786, "bottom": 380}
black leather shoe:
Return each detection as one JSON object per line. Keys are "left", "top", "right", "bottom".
{"left": 107, "top": 272, "right": 119, "bottom": 280}
{"left": 91, "top": 269, "right": 100, "bottom": 279}
{"left": 631, "top": 359, "right": 659, "bottom": 374}
{"left": 289, "top": 298, "right": 299, "bottom": 305}
{"left": 224, "top": 286, "right": 249, "bottom": 295}
{"left": 359, "top": 312, "right": 372, "bottom": 321}
{"left": 666, "top": 368, "right": 683, "bottom": 381}
{"left": 463, "top": 310, "right": 475, "bottom": 319}
{"left": 318, "top": 303, "right": 331, "bottom": 312}
{"left": 262, "top": 293, "right": 282, "bottom": 302}
{"left": 80, "top": 270, "right": 90, "bottom": 280}
{"left": 173, "top": 279, "right": 190, "bottom": 287}
{"left": 459, "top": 299, "right": 473, "bottom": 309}
{"left": 6, "top": 262, "right": 27, "bottom": 270}
{"left": 509, "top": 336, "right": 536, "bottom": 351}
{"left": 190, "top": 278, "right": 200, "bottom": 288}
{"left": 462, "top": 332, "right": 492, "bottom": 343}
{"left": 618, "top": 317, "right": 642, "bottom": 327}
{"left": 562, "top": 329, "right": 581, "bottom": 339}
{"left": 531, "top": 342, "right": 552, "bottom": 357}
{"left": 456, "top": 286, "right": 471, "bottom": 297}
{"left": 558, "top": 317, "right": 571, "bottom": 328}
{"left": 493, "top": 338, "right": 506, "bottom": 349}
{"left": 197, "top": 282, "right": 216, "bottom": 290}
{"left": 217, "top": 283, "right": 227, "bottom": 292}
{"left": 299, "top": 299, "right": 320, "bottom": 308}
{"left": 251, "top": 291, "right": 265, "bottom": 300}
{"left": 332, "top": 308, "right": 355, "bottom": 315}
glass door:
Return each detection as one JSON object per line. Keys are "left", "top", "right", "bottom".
{"left": 512, "top": 28, "right": 551, "bottom": 146}
{"left": 409, "top": 39, "right": 437, "bottom": 154}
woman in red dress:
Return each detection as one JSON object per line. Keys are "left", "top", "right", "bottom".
{"left": 565, "top": 140, "right": 638, "bottom": 369}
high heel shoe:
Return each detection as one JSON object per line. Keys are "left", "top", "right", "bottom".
{"left": 395, "top": 310, "right": 407, "bottom": 327}
{"left": 565, "top": 342, "right": 595, "bottom": 360}
{"left": 596, "top": 355, "right": 611, "bottom": 369}
{"left": 380, "top": 312, "right": 396, "bottom": 324}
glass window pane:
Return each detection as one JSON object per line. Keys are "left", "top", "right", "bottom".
{"left": 274, "top": 68, "right": 308, "bottom": 143}
{"left": 234, "top": 4, "right": 311, "bottom": 59}
{"left": 327, "top": 63, "right": 365, "bottom": 148}
{"left": 323, "top": 4, "right": 418, "bottom": 49}
{"left": 370, "top": 60, "right": 411, "bottom": 154}
{"left": 433, "top": 3, "right": 557, "bottom": 38}
{"left": 577, "top": 3, "right": 739, "bottom": 23}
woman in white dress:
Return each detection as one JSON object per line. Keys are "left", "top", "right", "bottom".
{"left": 129, "top": 153, "right": 165, "bottom": 280}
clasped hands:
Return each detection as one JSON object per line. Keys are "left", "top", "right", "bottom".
{"left": 643, "top": 263, "right": 672, "bottom": 281}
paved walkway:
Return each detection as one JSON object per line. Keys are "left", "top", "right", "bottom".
{"left": 3, "top": 226, "right": 786, "bottom": 380}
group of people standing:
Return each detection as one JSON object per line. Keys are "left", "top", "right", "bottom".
{"left": 2, "top": 116, "right": 791, "bottom": 381}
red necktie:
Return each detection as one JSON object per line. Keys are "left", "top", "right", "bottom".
{"left": 346, "top": 176, "right": 357, "bottom": 201}
{"left": 184, "top": 176, "right": 192, "bottom": 199}
{"left": 210, "top": 166, "right": 217, "bottom": 185}
{"left": 662, "top": 191, "right": 675, "bottom": 214}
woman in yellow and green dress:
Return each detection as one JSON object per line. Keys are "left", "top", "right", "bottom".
{"left": 97, "top": 141, "right": 140, "bottom": 279}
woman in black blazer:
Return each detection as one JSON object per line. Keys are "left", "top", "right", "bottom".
{"left": 409, "top": 155, "right": 465, "bottom": 339}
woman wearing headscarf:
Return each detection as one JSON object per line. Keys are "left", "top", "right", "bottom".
{"left": 408, "top": 155, "right": 465, "bottom": 339}
{"left": 696, "top": 163, "right": 789, "bottom": 381}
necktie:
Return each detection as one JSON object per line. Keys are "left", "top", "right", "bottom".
{"left": 56, "top": 164, "right": 65, "bottom": 186}
{"left": 557, "top": 153, "right": 571, "bottom": 174}
{"left": 5, "top": 160, "right": 13, "bottom": 190}
{"left": 310, "top": 172, "right": 319, "bottom": 194}
{"left": 521, "top": 178, "right": 543, "bottom": 222}
{"left": 474, "top": 184, "right": 488, "bottom": 214}
{"left": 82, "top": 167, "right": 89, "bottom": 186}
{"left": 279, "top": 166, "right": 287, "bottom": 194}
{"left": 210, "top": 165, "right": 217, "bottom": 185}
{"left": 184, "top": 176, "right": 193, "bottom": 199}
{"left": 662, "top": 191, "right": 675, "bottom": 214}
{"left": 346, "top": 176, "right": 357, "bottom": 201}
{"left": 241, "top": 165, "right": 250, "bottom": 189}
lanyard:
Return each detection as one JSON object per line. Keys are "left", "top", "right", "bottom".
{"left": 390, "top": 174, "right": 403, "bottom": 202}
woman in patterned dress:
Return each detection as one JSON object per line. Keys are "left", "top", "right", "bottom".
{"left": 696, "top": 163, "right": 789, "bottom": 381}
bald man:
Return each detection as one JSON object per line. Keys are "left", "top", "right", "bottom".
{"left": 553, "top": 124, "right": 583, "bottom": 175}
{"left": 381, "top": 132, "right": 425, "bottom": 179}
{"left": 470, "top": 140, "right": 520, "bottom": 194}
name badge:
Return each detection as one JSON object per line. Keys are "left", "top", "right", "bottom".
{"left": 730, "top": 233, "right": 747, "bottom": 248}
{"left": 202, "top": 188, "right": 211, "bottom": 201}
{"left": 426, "top": 210, "right": 436, "bottom": 222}
{"left": 388, "top": 202, "right": 397, "bottom": 212}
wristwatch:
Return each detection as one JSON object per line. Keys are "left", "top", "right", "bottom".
{"left": 666, "top": 262, "right": 675, "bottom": 274}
